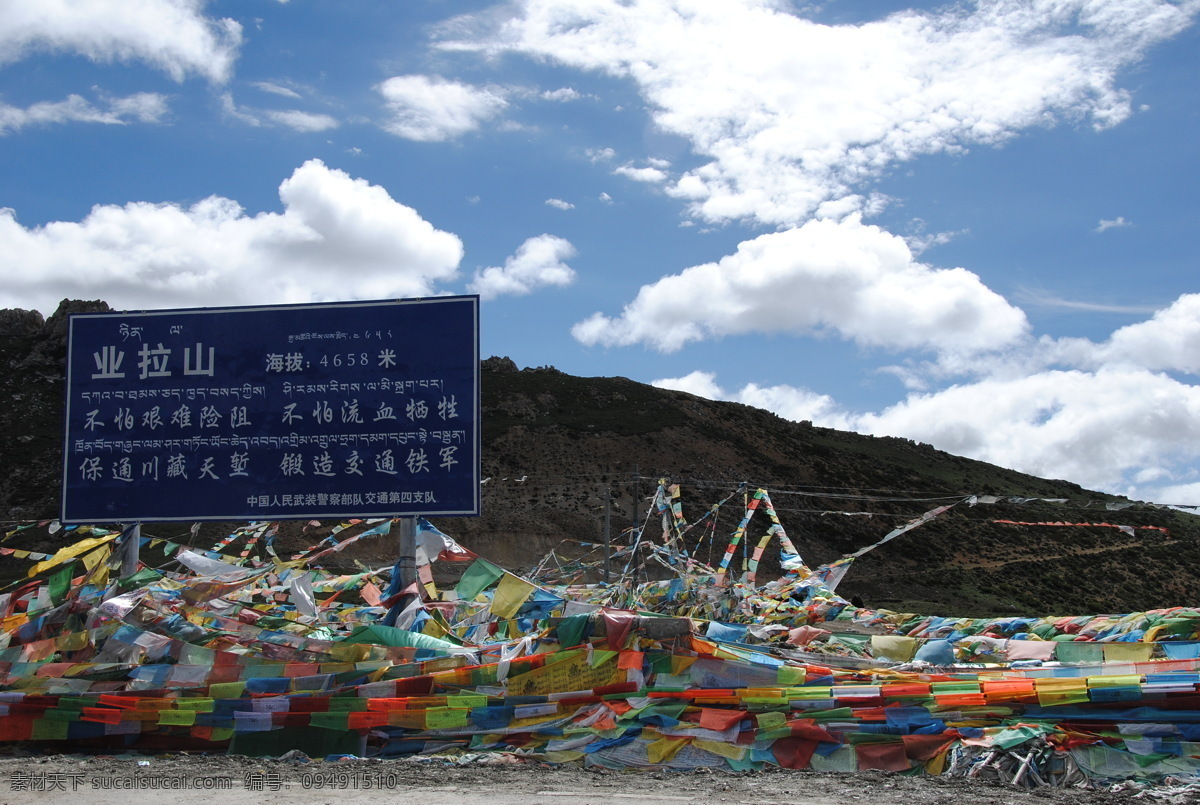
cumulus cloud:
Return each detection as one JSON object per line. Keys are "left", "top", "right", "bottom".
{"left": 445, "top": 0, "right": 1198, "bottom": 226}
{"left": 468, "top": 234, "right": 577, "bottom": 300}
{"left": 264, "top": 109, "right": 339, "bottom": 132}
{"left": 1095, "top": 215, "right": 1132, "bottom": 232}
{"left": 541, "top": 87, "right": 580, "bottom": 101}
{"left": 0, "top": 92, "right": 167, "bottom": 134}
{"left": 856, "top": 367, "right": 1200, "bottom": 495}
{"left": 614, "top": 163, "right": 669, "bottom": 183}
{"left": 1151, "top": 481, "right": 1200, "bottom": 507}
{"left": 431, "top": 0, "right": 1200, "bottom": 503}
{"left": 0, "top": 0, "right": 243, "bottom": 83}
{"left": 658, "top": 361, "right": 1200, "bottom": 500}
{"left": 0, "top": 159, "right": 463, "bottom": 315}
{"left": 1074, "top": 294, "right": 1200, "bottom": 376}
{"left": 545, "top": 198, "right": 574, "bottom": 210}
{"left": 654, "top": 371, "right": 856, "bottom": 431}
{"left": 377, "top": 74, "right": 507, "bottom": 141}
{"left": 647, "top": 288, "right": 1200, "bottom": 501}
{"left": 572, "top": 215, "right": 1028, "bottom": 355}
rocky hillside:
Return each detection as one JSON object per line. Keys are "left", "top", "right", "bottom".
{"left": 3, "top": 299, "right": 1197, "bottom": 617}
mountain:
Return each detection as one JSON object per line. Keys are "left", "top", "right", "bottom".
{"left": 3, "top": 300, "right": 1197, "bottom": 617}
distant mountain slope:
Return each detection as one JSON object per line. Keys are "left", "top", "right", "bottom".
{"left": 2, "top": 300, "right": 1196, "bottom": 616}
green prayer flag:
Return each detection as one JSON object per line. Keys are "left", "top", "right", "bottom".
{"left": 455, "top": 559, "right": 505, "bottom": 601}
{"left": 47, "top": 565, "right": 73, "bottom": 605}
{"left": 555, "top": 614, "right": 591, "bottom": 648}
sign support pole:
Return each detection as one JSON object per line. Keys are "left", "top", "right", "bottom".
{"left": 384, "top": 517, "right": 419, "bottom": 627}
{"left": 120, "top": 523, "right": 141, "bottom": 578}
{"left": 397, "top": 516, "right": 417, "bottom": 596}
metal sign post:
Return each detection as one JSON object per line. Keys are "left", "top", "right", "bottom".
{"left": 396, "top": 515, "right": 417, "bottom": 599}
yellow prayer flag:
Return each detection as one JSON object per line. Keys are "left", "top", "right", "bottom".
{"left": 80, "top": 545, "right": 110, "bottom": 574}
{"left": 671, "top": 654, "right": 697, "bottom": 675}
{"left": 1037, "top": 689, "right": 1091, "bottom": 707}
{"left": 55, "top": 631, "right": 89, "bottom": 652}
{"left": 694, "top": 738, "right": 748, "bottom": 761}
{"left": 755, "top": 711, "right": 787, "bottom": 730}
{"left": 387, "top": 710, "right": 427, "bottom": 729}
{"left": 28, "top": 534, "right": 119, "bottom": 578}
{"left": 490, "top": 573, "right": 536, "bottom": 619}
{"left": 158, "top": 709, "right": 197, "bottom": 726}
{"left": 1102, "top": 643, "right": 1154, "bottom": 663}
{"left": 647, "top": 735, "right": 690, "bottom": 765}
{"left": 424, "top": 707, "right": 469, "bottom": 729}
{"left": 1087, "top": 674, "right": 1142, "bottom": 689}
{"left": 925, "top": 750, "right": 949, "bottom": 776}
{"left": 208, "top": 682, "right": 245, "bottom": 699}
{"left": 871, "top": 635, "right": 919, "bottom": 662}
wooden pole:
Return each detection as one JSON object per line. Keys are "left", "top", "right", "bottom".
{"left": 603, "top": 490, "right": 611, "bottom": 583}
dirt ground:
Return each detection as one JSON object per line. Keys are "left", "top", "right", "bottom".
{"left": 0, "top": 754, "right": 1162, "bottom": 805}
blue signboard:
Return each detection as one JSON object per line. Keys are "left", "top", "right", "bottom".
{"left": 61, "top": 297, "right": 480, "bottom": 523}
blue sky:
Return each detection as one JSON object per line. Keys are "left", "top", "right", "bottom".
{"left": 1, "top": 0, "right": 1198, "bottom": 504}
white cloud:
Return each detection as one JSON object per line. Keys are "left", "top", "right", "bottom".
{"left": 0, "top": 159, "right": 463, "bottom": 315}
{"left": 658, "top": 361, "right": 1200, "bottom": 501}
{"left": 437, "top": 0, "right": 1200, "bottom": 504}
{"left": 654, "top": 371, "right": 856, "bottom": 430}
{"left": 649, "top": 288, "right": 1200, "bottom": 502}
{"left": 1013, "top": 289, "right": 1160, "bottom": 315}
{"left": 220, "top": 92, "right": 262, "bottom": 126}
{"left": 0, "top": 0, "right": 243, "bottom": 84}
{"left": 544, "top": 198, "right": 574, "bottom": 210}
{"left": 377, "top": 74, "right": 507, "bottom": 141}
{"left": 220, "top": 93, "right": 338, "bottom": 132}
{"left": 468, "top": 234, "right": 577, "bottom": 300}
{"left": 1095, "top": 215, "right": 1133, "bottom": 233}
{"left": 1151, "top": 481, "right": 1200, "bottom": 507}
{"left": 572, "top": 215, "right": 1028, "bottom": 355}
{"left": 587, "top": 147, "right": 615, "bottom": 162}
{"left": 252, "top": 81, "right": 302, "bottom": 99}
{"left": 653, "top": 369, "right": 724, "bottom": 400}
{"left": 447, "top": 0, "right": 1198, "bottom": 227}
{"left": 1088, "top": 293, "right": 1200, "bottom": 375}
{"left": 903, "top": 218, "right": 962, "bottom": 255}
{"left": 0, "top": 92, "right": 167, "bottom": 134}
{"left": 614, "top": 163, "right": 669, "bottom": 184}
{"left": 598, "top": 192, "right": 613, "bottom": 204}
{"left": 264, "top": 109, "right": 339, "bottom": 132}
{"left": 541, "top": 87, "right": 580, "bottom": 101}
{"left": 943, "top": 294, "right": 1200, "bottom": 382}
{"left": 856, "top": 367, "right": 1200, "bottom": 496}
